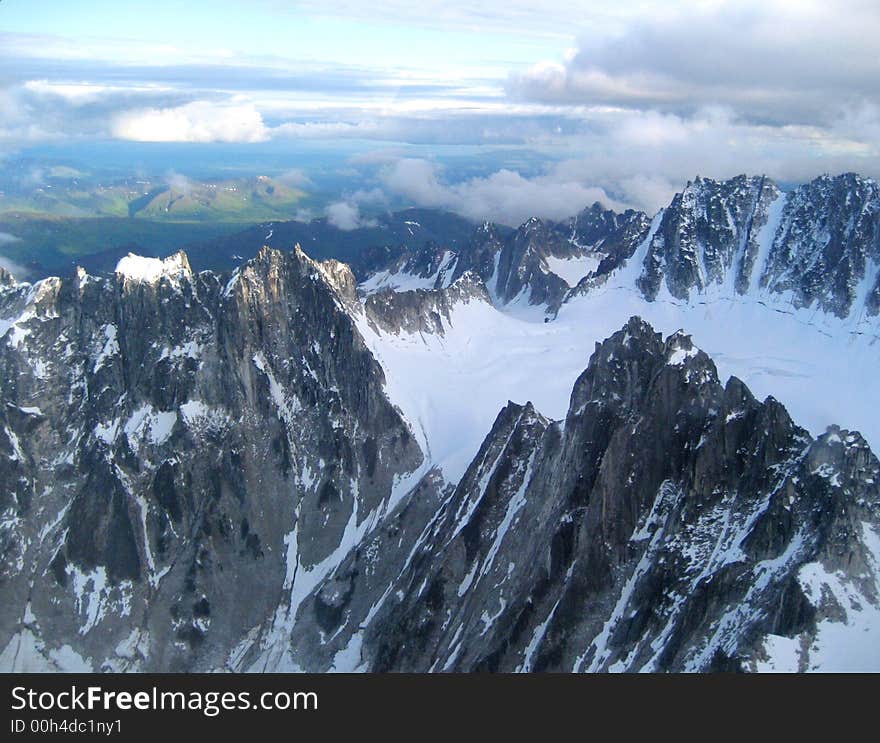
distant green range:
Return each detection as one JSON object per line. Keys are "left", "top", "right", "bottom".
{"left": 0, "top": 167, "right": 478, "bottom": 282}
{"left": 0, "top": 172, "right": 305, "bottom": 221}
{"left": 0, "top": 173, "right": 310, "bottom": 278}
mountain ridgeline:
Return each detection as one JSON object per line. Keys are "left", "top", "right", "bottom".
{"left": 361, "top": 173, "right": 880, "bottom": 323}
{"left": 1, "top": 172, "right": 879, "bottom": 672}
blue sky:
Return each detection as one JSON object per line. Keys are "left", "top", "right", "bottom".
{"left": 1, "top": 0, "right": 879, "bottom": 223}
{"left": 0, "top": 0, "right": 566, "bottom": 69}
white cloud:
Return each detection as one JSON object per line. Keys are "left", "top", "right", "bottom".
{"left": 348, "top": 187, "right": 387, "bottom": 205}
{"left": 509, "top": 0, "right": 880, "bottom": 128}
{"left": 259, "top": 0, "right": 606, "bottom": 39}
{"left": 349, "top": 148, "right": 409, "bottom": 165}
{"left": 112, "top": 101, "right": 269, "bottom": 143}
{"left": 22, "top": 79, "right": 175, "bottom": 105}
{"left": 369, "top": 100, "right": 880, "bottom": 219}
{"left": 380, "top": 159, "right": 447, "bottom": 208}
{"left": 541, "top": 105, "right": 880, "bottom": 212}
{"left": 325, "top": 201, "right": 377, "bottom": 230}
{"left": 380, "top": 158, "right": 624, "bottom": 226}
{"left": 2, "top": 1, "right": 879, "bottom": 217}
{"left": 0, "top": 232, "right": 22, "bottom": 246}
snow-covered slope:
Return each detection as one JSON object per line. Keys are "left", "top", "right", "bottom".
{"left": 358, "top": 228, "right": 879, "bottom": 486}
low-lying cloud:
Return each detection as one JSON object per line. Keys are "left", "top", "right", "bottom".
{"left": 0, "top": 233, "right": 28, "bottom": 279}
{"left": 325, "top": 201, "right": 378, "bottom": 230}
{"left": 277, "top": 168, "right": 314, "bottom": 188}
{"left": 380, "top": 158, "right": 624, "bottom": 226}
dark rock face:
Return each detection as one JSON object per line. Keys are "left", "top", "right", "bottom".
{"left": 0, "top": 247, "right": 422, "bottom": 671}
{"left": 637, "top": 175, "right": 782, "bottom": 300}
{"left": 350, "top": 318, "right": 880, "bottom": 672}
{"left": 571, "top": 205, "right": 653, "bottom": 282}
{"left": 450, "top": 222, "right": 510, "bottom": 286}
{"left": 635, "top": 173, "right": 880, "bottom": 318}
{"left": 370, "top": 240, "right": 460, "bottom": 292}
{"left": 762, "top": 174, "right": 880, "bottom": 317}
{"left": 491, "top": 218, "right": 576, "bottom": 307}
{"left": 364, "top": 273, "right": 491, "bottom": 336}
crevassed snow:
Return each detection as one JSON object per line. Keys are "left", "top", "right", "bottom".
{"left": 358, "top": 297, "right": 587, "bottom": 481}
{"left": 253, "top": 352, "right": 300, "bottom": 424}
{"left": 756, "top": 633, "right": 802, "bottom": 672}
{"left": 1, "top": 278, "right": 60, "bottom": 349}
{"left": 70, "top": 566, "right": 109, "bottom": 635}
{"left": 330, "top": 631, "right": 366, "bottom": 672}
{"left": 0, "top": 630, "right": 92, "bottom": 672}
{"left": 159, "top": 340, "right": 202, "bottom": 361}
{"left": 518, "top": 597, "right": 561, "bottom": 672}
{"left": 94, "top": 419, "right": 120, "bottom": 444}
{"left": 252, "top": 479, "right": 384, "bottom": 671}
{"left": 544, "top": 254, "right": 601, "bottom": 287}
{"left": 180, "top": 400, "right": 229, "bottom": 431}
{"left": 4, "top": 425, "right": 24, "bottom": 461}
{"left": 667, "top": 344, "right": 699, "bottom": 365}
{"left": 223, "top": 267, "right": 241, "bottom": 297}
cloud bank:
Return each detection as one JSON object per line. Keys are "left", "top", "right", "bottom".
{"left": 509, "top": 0, "right": 880, "bottom": 127}
{"left": 112, "top": 101, "right": 269, "bottom": 143}
{"left": 379, "top": 158, "right": 623, "bottom": 225}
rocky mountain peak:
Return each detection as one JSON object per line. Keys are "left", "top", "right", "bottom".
{"left": 316, "top": 257, "right": 358, "bottom": 302}
{"left": 0, "top": 244, "right": 425, "bottom": 671}
{"left": 625, "top": 172, "right": 880, "bottom": 319}
{"left": 336, "top": 316, "right": 880, "bottom": 672}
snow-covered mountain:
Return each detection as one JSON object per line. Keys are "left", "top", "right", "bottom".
{"left": 361, "top": 173, "right": 880, "bottom": 322}
{"left": 358, "top": 173, "right": 879, "bottom": 481}
{"left": 1, "top": 173, "right": 878, "bottom": 672}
